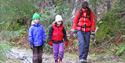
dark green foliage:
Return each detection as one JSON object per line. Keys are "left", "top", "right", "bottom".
{"left": 96, "top": 0, "right": 122, "bottom": 42}
{"left": 55, "top": 0, "right": 63, "bottom": 14}
{"left": 0, "top": 42, "right": 11, "bottom": 62}
{"left": 0, "top": 0, "right": 42, "bottom": 30}
{"left": 115, "top": 44, "right": 125, "bottom": 56}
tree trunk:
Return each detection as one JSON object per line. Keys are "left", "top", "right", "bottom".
{"left": 107, "top": 0, "right": 111, "bottom": 10}
{"left": 71, "top": 0, "right": 81, "bottom": 21}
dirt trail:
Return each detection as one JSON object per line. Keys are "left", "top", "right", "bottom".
{"left": 5, "top": 47, "right": 125, "bottom": 63}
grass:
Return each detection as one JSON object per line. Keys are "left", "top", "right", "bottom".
{"left": 0, "top": 41, "right": 12, "bottom": 62}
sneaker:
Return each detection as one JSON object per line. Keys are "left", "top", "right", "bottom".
{"left": 79, "top": 59, "right": 87, "bottom": 63}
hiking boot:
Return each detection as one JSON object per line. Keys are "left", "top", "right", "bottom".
{"left": 55, "top": 60, "right": 58, "bottom": 63}
{"left": 58, "top": 58, "right": 62, "bottom": 63}
{"left": 59, "top": 60, "right": 62, "bottom": 63}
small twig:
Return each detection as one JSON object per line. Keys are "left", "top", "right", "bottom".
{"left": 99, "top": 37, "right": 115, "bottom": 49}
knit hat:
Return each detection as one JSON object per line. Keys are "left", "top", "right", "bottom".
{"left": 81, "top": 0, "right": 88, "bottom": 9}
{"left": 82, "top": 0, "right": 87, "bottom": 2}
{"left": 55, "top": 15, "right": 63, "bottom": 22}
{"left": 32, "top": 12, "right": 41, "bottom": 20}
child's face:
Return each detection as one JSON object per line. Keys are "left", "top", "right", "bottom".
{"left": 56, "top": 21, "right": 62, "bottom": 25}
{"left": 34, "top": 19, "right": 40, "bottom": 23}
{"left": 31, "top": 21, "right": 35, "bottom": 25}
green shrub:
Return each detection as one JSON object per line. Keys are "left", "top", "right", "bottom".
{"left": 96, "top": 1, "right": 122, "bottom": 42}
{"left": 0, "top": 42, "right": 11, "bottom": 62}
{"left": 115, "top": 44, "right": 125, "bottom": 56}
{"left": 0, "top": 0, "right": 42, "bottom": 30}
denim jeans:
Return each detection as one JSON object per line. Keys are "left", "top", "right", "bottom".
{"left": 77, "top": 31, "right": 91, "bottom": 60}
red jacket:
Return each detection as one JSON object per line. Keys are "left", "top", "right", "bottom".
{"left": 52, "top": 24, "right": 64, "bottom": 41}
{"left": 48, "top": 23, "right": 67, "bottom": 42}
{"left": 72, "top": 8, "right": 96, "bottom": 32}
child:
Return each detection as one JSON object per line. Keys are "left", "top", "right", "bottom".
{"left": 48, "top": 15, "right": 68, "bottom": 63}
{"left": 28, "top": 12, "right": 46, "bottom": 63}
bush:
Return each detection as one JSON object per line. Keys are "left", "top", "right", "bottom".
{"left": 0, "top": 42, "right": 11, "bottom": 62}
{"left": 96, "top": 1, "right": 122, "bottom": 42}
{"left": 0, "top": 0, "right": 42, "bottom": 30}
{"left": 115, "top": 44, "right": 125, "bottom": 56}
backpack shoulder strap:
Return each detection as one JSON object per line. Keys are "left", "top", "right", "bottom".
{"left": 87, "top": 7, "right": 91, "bottom": 20}
{"left": 78, "top": 8, "right": 91, "bottom": 21}
{"left": 78, "top": 8, "right": 83, "bottom": 20}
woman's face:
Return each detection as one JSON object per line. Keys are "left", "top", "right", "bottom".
{"left": 82, "top": 1, "right": 88, "bottom": 9}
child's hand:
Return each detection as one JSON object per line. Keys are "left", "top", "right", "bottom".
{"left": 30, "top": 45, "right": 33, "bottom": 49}
{"left": 64, "top": 41, "right": 69, "bottom": 47}
{"left": 48, "top": 41, "right": 53, "bottom": 46}
{"left": 30, "top": 42, "right": 33, "bottom": 49}
{"left": 91, "top": 31, "right": 96, "bottom": 41}
{"left": 70, "top": 29, "right": 75, "bottom": 32}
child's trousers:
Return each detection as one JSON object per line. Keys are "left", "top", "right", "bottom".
{"left": 53, "top": 42, "right": 64, "bottom": 63}
{"left": 32, "top": 46, "right": 43, "bottom": 63}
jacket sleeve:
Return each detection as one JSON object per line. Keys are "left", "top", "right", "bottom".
{"left": 72, "top": 10, "right": 80, "bottom": 30}
{"left": 48, "top": 26, "right": 53, "bottom": 41}
{"left": 63, "top": 28, "right": 68, "bottom": 41}
{"left": 28, "top": 26, "right": 34, "bottom": 46}
{"left": 90, "top": 10, "right": 96, "bottom": 32}
{"left": 41, "top": 26, "right": 46, "bottom": 42}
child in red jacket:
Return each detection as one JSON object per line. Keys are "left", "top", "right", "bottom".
{"left": 48, "top": 15, "right": 68, "bottom": 63}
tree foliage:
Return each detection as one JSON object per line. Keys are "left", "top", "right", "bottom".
{"left": 0, "top": 0, "right": 42, "bottom": 30}
{"left": 96, "top": 0, "right": 122, "bottom": 42}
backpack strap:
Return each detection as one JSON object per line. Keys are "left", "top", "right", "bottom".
{"left": 78, "top": 8, "right": 83, "bottom": 21}
{"left": 87, "top": 7, "right": 91, "bottom": 20}
{"left": 78, "top": 7, "right": 91, "bottom": 21}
